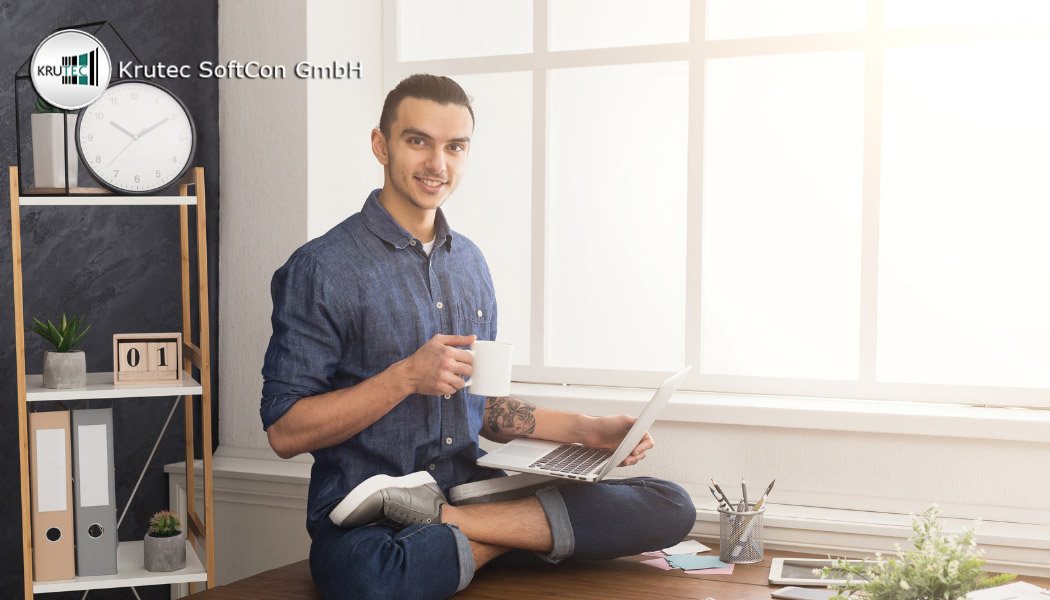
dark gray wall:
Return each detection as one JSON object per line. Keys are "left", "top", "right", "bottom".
{"left": 0, "top": 2, "right": 219, "bottom": 598}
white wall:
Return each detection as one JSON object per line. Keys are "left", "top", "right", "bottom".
{"left": 306, "top": 0, "right": 384, "bottom": 240}
{"left": 218, "top": 0, "right": 384, "bottom": 452}
{"left": 210, "top": 0, "right": 1050, "bottom": 586}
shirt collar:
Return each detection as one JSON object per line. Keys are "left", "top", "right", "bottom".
{"left": 361, "top": 188, "right": 454, "bottom": 251}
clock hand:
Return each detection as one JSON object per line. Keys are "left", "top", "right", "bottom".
{"left": 110, "top": 121, "right": 138, "bottom": 140}
{"left": 135, "top": 117, "right": 170, "bottom": 139}
{"left": 105, "top": 138, "right": 137, "bottom": 168}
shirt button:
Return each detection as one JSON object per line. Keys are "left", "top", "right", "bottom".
{"left": 409, "top": 240, "right": 417, "bottom": 246}
{"left": 428, "top": 463, "right": 436, "bottom": 471}
{"left": 445, "top": 437, "right": 453, "bottom": 445}
{"left": 477, "top": 309, "right": 483, "bottom": 317}
{"left": 436, "top": 301, "right": 443, "bottom": 309}
{"left": 443, "top": 394, "right": 451, "bottom": 399}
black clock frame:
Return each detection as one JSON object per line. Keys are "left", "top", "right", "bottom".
{"left": 75, "top": 78, "right": 197, "bottom": 196}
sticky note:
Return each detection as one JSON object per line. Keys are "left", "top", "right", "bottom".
{"left": 641, "top": 558, "right": 675, "bottom": 571}
{"left": 662, "top": 540, "right": 711, "bottom": 555}
{"left": 685, "top": 564, "right": 735, "bottom": 575}
{"left": 666, "top": 555, "right": 729, "bottom": 571}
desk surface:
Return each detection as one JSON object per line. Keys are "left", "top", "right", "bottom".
{"left": 187, "top": 543, "right": 1050, "bottom": 600}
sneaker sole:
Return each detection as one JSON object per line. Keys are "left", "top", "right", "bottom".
{"left": 329, "top": 471, "right": 438, "bottom": 528}
{"left": 449, "top": 473, "right": 559, "bottom": 506}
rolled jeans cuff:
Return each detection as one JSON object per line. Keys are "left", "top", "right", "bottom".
{"left": 445, "top": 523, "right": 475, "bottom": 593}
{"left": 534, "top": 486, "right": 575, "bottom": 564}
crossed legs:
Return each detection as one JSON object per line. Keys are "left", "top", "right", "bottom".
{"left": 440, "top": 495, "right": 553, "bottom": 567}
{"left": 310, "top": 477, "right": 696, "bottom": 600}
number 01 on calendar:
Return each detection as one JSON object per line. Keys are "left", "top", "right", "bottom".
{"left": 113, "top": 333, "right": 183, "bottom": 385}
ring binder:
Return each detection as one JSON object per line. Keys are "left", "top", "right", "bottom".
{"left": 29, "top": 410, "right": 75, "bottom": 581}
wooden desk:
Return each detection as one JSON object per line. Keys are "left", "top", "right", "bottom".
{"left": 186, "top": 543, "right": 1050, "bottom": 600}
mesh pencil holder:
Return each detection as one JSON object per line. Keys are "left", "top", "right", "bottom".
{"left": 717, "top": 503, "right": 766, "bottom": 564}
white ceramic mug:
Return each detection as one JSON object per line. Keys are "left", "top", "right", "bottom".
{"left": 464, "top": 341, "right": 513, "bottom": 397}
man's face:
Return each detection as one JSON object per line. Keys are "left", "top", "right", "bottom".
{"left": 375, "top": 97, "right": 473, "bottom": 212}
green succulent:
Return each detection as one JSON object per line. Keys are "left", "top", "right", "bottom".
{"left": 148, "top": 510, "right": 182, "bottom": 537}
{"left": 35, "top": 96, "right": 64, "bottom": 113}
{"left": 29, "top": 314, "right": 90, "bottom": 352}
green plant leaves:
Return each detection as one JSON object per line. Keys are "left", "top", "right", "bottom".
{"left": 28, "top": 313, "right": 91, "bottom": 352}
{"left": 35, "top": 97, "right": 64, "bottom": 114}
{"left": 824, "top": 505, "right": 1016, "bottom": 600}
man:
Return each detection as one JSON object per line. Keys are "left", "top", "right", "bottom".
{"left": 261, "top": 74, "right": 695, "bottom": 600}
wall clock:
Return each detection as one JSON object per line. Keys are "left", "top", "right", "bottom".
{"left": 76, "top": 79, "right": 196, "bottom": 195}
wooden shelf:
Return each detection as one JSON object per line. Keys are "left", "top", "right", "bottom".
{"left": 32, "top": 540, "right": 207, "bottom": 594}
{"left": 21, "top": 186, "right": 111, "bottom": 195}
{"left": 10, "top": 165, "right": 216, "bottom": 597}
{"left": 25, "top": 371, "right": 201, "bottom": 402}
{"left": 20, "top": 195, "right": 197, "bottom": 206}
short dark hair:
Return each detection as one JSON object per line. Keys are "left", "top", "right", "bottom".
{"left": 378, "top": 74, "right": 474, "bottom": 138}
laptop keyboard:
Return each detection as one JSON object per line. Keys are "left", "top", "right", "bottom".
{"left": 529, "top": 444, "right": 611, "bottom": 477}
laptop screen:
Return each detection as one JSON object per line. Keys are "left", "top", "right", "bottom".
{"left": 597, "top": 366, "right": 692, "bottom": 479}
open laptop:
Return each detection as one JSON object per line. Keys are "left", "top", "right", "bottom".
{"left": 476, "top": 366, "right": 691, "bottom": 483}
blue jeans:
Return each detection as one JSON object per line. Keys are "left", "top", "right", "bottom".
{"left": 309, "top": 477, "right": 696, "bottom": 600}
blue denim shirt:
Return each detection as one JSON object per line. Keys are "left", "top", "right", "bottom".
{"left": 261, "top": 189, "right": 504, "bottom": 537}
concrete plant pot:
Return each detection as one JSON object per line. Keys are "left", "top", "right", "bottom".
{"left": 144, "top": 530, "right": 186, "bottom": 572}
{"left": 42, "top": 350, "right": 86, "bottom": 389}
{"left": 31, "top": 113, "right": 79, "bottom": 189}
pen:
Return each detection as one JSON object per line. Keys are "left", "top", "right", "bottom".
{"left": 742, "top": 478, "right": 749, "bottom": 510}
{"left": 708, "top": 486, "right": 730, "bottom": 511}
{"left": 760, "top": 479, "right": 776, "bottom": 499}
{"left": 711, "top": 479, "right": 732, "bottom": 508}
{"left": 730, "top": 515, "right": 759, "bottom": 558}
{"left": 753, "top": 479, "right": 776, "bottom": 512}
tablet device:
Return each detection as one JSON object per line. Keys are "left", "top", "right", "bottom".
{"left": 771, "top": 587, "right": 840, "bottom": 600}
{"left": 768, "top": 558, "right": 874, "bottom": 586}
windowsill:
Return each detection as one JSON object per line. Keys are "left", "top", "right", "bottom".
{"left": 509, "top": 382, "right": 1050, "bottom": 443}
{"left": 168, "top": 446, "right": 1050, "bottom": 577}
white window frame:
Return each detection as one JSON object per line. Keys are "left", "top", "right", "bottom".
{"left": 385, "top": 0, "right": 1050, "bottom": 409}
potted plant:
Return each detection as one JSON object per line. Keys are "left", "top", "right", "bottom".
{"left": 144, "top": 510, "right": 186, "bottom": 572}
{"left": 821, "top": 505, "right": 1015, "bottom": 600}
{"left": 29, "top": 314, "right": 90, "bottom": 389}
{"left": 31, "top": 97, "right": 78, "bottom": 189}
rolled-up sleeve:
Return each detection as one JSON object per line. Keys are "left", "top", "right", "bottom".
{"left": 260, "top": 253, "right": 348, "bottom": 431}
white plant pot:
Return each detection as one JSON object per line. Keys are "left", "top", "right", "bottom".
{"left": 31, "top": 113, "right": 79, "bottom": 189}
{"left": 42, "top": 350, "right": 86, "bottom": 389}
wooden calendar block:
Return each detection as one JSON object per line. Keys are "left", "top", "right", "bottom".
{"left": 117, "top": 342, "right": 149, "bottom": 374}
{"left": 147, "top": 341, "right": 178, "bottom": 379}
{"left": 113, "top": 333, "right": 182, "bottom": 385}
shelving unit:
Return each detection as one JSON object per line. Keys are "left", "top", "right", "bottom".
{"left": 9, "top": 166, "right": 215, "bottom": 598}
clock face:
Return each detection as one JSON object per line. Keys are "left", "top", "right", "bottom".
{"left": 76, "top": 80, "right": 195, "bottom": 194}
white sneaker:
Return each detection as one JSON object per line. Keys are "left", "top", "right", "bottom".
{"left": 329, "top": 472, "right": 447, "bottom": 528}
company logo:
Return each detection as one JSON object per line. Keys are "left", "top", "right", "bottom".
{"left": 57, "top": 48, "right": 101, "bottom": 86}
{"left": 30, "top": 29, "right": 112, "bottom": 110}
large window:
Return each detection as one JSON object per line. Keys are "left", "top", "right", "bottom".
{"left": 389, "top": 0, "right": 1050, "bottom": 408}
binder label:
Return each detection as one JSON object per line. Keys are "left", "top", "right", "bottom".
{"left": 76, "top": 424, "right": 111, "bottom": 507}
{"left": 35, "top": 428, "right": 68, "bottom": 512}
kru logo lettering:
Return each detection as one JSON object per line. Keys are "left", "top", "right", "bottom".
{"left": 30, "top": 29, "right": 112, "bottom": 109}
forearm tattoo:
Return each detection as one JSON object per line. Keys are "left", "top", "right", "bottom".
{"left": 485, "top": 396, "right": 537, "bottom": 437}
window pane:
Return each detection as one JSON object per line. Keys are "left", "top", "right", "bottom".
{"left": 885, "top": 0, "right": 1050, "bottom": 28}
{"left": 549, "top": 0, "right": 689, "bottom": 51}
{"left": 399, "top": 0, "right": 532, "bottom": 61}
{"left": 878, "top": 40, "right": 1050, "bottom": 389}
{"left": 701, "top": 51, "right": 865, "bottom": 380}
{"left": 439, "top": 72, "right": 533, "bottom": 365}
{"left": 707, "top": 0, "right": 865, "bottom": 40}
{"left": 548, "top": 62, "right": 688, "bottom": 371}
